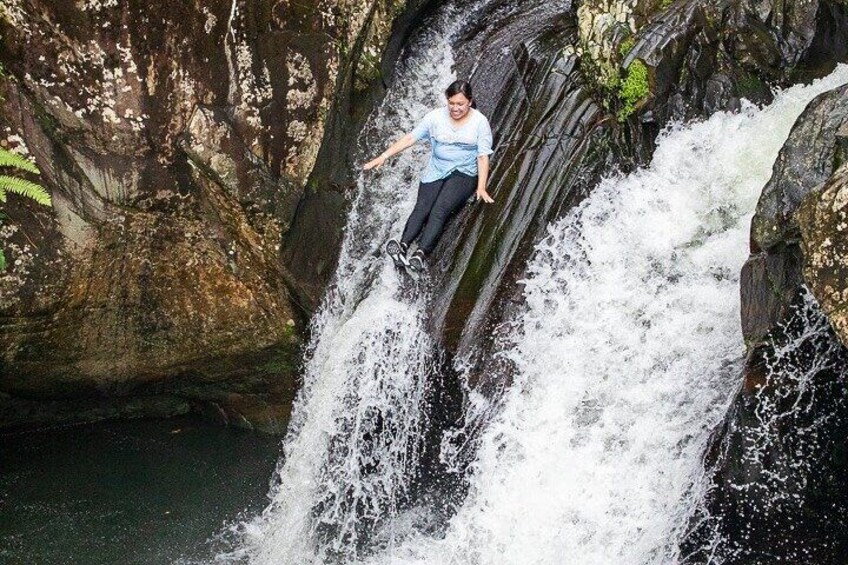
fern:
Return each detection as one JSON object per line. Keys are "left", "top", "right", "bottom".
{"left": 0, "top": 175, "right": 52, "bottom": 206}
{"left": 0, "top": 147, "right": 40, "bottom": 175}
{"left": 0, "top": 147, "right": 50, "bottom": 272}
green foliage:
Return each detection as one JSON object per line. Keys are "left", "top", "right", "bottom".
{"left": 601, "top": 67, "right": 621, "bottom": 90}
{"left": 577, "top": 29, "right": 652, "bottom": 121}
{"left": 0, "top": 147, "right": 50, "bottom": 272}
{"left": 617, "top": 59, "right": 649, "bottom": 122}
{"left": 618, "top": 37, "right": 635, "bottom": 59}
{"left": 660, "top": 0, "right": 674, "bottom": 8}
{"left": 0, "top": 147, "right": 39, "bottom": 174}
{"left": 354, "top": 55, "right": 382, "bottom": 90}
{"left": 579, "top": 53, "right": 620, "bottom": 105}
{"left": 736, "top": 73, "right": 765, "bottom": 100}
{"left": 0, "top": 174, "right": 51, "bottom": 205}
{"left": 0, "top": 147, "right": 48, "bottom": 205}
{"left": 260, "top": 337, "right": 301, "bottom": 376}
{"left": 390, "top": 0, "right": 406, "bottom": 19}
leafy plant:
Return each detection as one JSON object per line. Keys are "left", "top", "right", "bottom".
{"left": 0, "top": 148, "right": 50, "bottom": 205}
{"left": 0, "top": 147, "right": 50, "bottom": 272}
{"left": 619, "top": 37, "right": 635, "bottom": 59}
{"left": 617, "top": 59, "right": 650, "bottom": 122}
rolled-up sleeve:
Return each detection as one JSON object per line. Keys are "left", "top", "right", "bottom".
{"left": 477, "top": 117, "right": 494, "bottom": 156}
{"left": 411, "top": 111, "right": 433, "bottom": 142}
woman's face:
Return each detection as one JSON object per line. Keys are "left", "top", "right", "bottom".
{"left": 447, "top": 93, "right": 472, "bottom": 120}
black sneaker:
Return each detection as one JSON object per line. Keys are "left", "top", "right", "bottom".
{"left": 408, "top": 249, "right": 427, "bottom": 273}
{"left": 386, "top": 239, "right": 409, "bottom": 268}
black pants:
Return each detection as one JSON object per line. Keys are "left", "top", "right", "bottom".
{"left": 401, "top": 171, "right": 478, "bottom": 254}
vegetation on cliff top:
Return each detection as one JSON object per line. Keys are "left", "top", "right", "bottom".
{"left": 569, "top": 1, "right": 660, "bottom": 123}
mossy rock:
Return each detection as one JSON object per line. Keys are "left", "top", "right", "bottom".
{"left": 617, "top": 59, "right": 650, "bottom": 121}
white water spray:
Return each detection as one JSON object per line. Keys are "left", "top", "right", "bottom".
{"left": 226, "top": 6, "right": 468, "bottom": 564}
{"left": 357, "top": 67, "right": 848, "bottom": 564}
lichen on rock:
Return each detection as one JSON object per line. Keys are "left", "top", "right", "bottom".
{"left": 0, "top": 0, "right": 29, "bottom": 33}
{"left": 798, "top": 163, "right": 848, "bottom": 346}
{"left": 740, "top": 84, "right": 848, "bottom": 349}
{"left": 0, "top": 0, "right": 416, "bottom": 432}
{"left": 567, "top": 0, "right": 695, "bottom": 122}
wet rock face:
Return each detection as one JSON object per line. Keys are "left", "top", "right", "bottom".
{"left": 440, "top": 1, "right": 848, "bottom": 557}
{"left": 432, "top": 0, "right": 615, "bottom": 365}
{"left": 280, "top": 0, "right": 442, "bottom": 303}
{"left": 682, "top": 293, "right": 848, "bottom": 564}
{"left": 433, "top": 0, "right": 848, "bottom": 372}
{"left": 1, "top": 0, "right": 403, "bottom": 186}
{"left": 614, "top": 0, "right": 848, "bottom": 127}
{"left": 752, "top": 86, "right": 848, "bottom": 252}
{"left": 423, "top": 0, "right": 848, "bottom": 438}
{"left": 0, "top": 0, "right": 409, "bottom": 431}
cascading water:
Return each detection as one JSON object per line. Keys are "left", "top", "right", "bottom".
{"left": 225, "top": 0, "right": 848, "bottom": 557}
{"left": 350, "top": 67, "right": 848, "bottom": 564}
{"left": 226, "top": 4, "right": 477, "bottom": 563}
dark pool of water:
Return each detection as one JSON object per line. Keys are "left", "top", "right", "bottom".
{"left": 0, "top": 417, "right": 281, "bottom": 564}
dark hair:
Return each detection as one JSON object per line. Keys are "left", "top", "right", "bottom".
{"left": 445, "top": 80, "right": 477, "bottom": 108}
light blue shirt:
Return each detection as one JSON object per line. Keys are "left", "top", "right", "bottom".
{"left": 411, "top": 107, "right": 494, "bottom": 183}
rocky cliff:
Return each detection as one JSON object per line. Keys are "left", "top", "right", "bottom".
{"left": 0, "top": 0, "right": 429, "bottom": 432}
{"left": 1, "top": 0, "right": 847, "bottom": 453}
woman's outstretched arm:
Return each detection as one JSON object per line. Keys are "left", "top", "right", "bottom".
{"left": 363, "top": 133, "right": 417, "bottom": 170}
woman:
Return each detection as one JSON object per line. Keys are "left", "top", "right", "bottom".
{"left": 363, "top": 80, "right": 495, "bottom": 273}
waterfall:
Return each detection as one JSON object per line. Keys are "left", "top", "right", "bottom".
{"left": 225, "top": 0, "right": 848, "bottom": 556}
{"left": 226, "top": 3, "right": 471, "bottom": 563}
{"left": 352, "top": 67, "right": 848, "bottom": 564}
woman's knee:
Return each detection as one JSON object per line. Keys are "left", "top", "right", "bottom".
{"left": 433, "top": 195, "right": 466, "bottom": 219}
{"left": 429, "top": 203, "right": 453, "bottom": 223}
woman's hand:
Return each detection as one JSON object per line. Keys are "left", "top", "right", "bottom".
{"left": 363, "top": 155, "right": 387, "bottom": 170}
{"left": 475, "top": 188, "right": 494, "bottom": 204}
{"left": 476, "top": 154, "right": 493, "bottom": 203}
